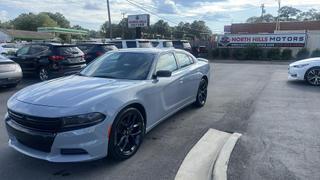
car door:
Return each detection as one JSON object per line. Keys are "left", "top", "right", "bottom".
{"left": 174, "top": 52, "right": 199, "bottom": 102}
{"left": 12, "top": 45, "right": 33, "bottom": 73}
{"left": 153, "top": 52, "right": 186, "bottom": 119}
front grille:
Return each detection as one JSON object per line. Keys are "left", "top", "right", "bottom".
{"left": 8, "top": 110, "right": 62, "bottom": 133}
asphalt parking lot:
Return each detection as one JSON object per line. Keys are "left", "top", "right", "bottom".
{"left": 0, "top": 62, "right": 319, "bottom": 180}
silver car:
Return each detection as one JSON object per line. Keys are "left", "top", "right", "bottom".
{"left": 5, "top": 48, "right": 210, "bottom": 162}
{"left": 0, "top": 55, "right": 22, "bottom": 87}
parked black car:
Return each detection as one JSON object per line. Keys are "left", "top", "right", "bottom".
{"left": 192, "top": 46, "right": 209, "bottom": 58}
{"left": 10, "top": 43, "right": 86, "bottom": 81}
{"left": 172, "top": 40, "right": 192, "bottom": 53}
{"left": 77, "top": 43, "right": 117, "bottom": 63}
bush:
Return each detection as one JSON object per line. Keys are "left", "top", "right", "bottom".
{"left": 220, "top": 48, "right": 230, "bottom": 59}
{"left": 211, "top": 48, "right": 219, "bottom": 59}
{"left": 267, "top": 48, "right": 281, "bottom": 60}
{"left": 296, "top": 48, "right": 310, "bottom": 60}
{"left": 281, "top": 49, "right": 292, "bottom": 60}
{"left": 311, "top": 49, "right": 320, "bottom": 57}
{"left": 232, "top": 48, "right": 246, "bottom": 60}
{"left": 245, "top": 47, "right": 263, "bottom": 60}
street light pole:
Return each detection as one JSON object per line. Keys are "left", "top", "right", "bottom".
{"left": 106, "top": 0, "right": 112, "bottom": 39}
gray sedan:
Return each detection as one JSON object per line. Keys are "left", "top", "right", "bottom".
{"left": 5, "top": 48, "right": 210, "bottom": 162}
{"left": 0, "top": 55, "right": 22, "bottom": 87}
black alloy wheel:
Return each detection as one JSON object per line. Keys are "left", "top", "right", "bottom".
{"left": 305, "top": 67, "right": 320, "bottom": 86}
{"left": 39, "top": 67, "right": 49, "bottom": 81}
{"left": 109, "top": 107, "right": 145, "bottom": 160}
{"left": 194, "top": 78, "right": 208, "bottom": 107}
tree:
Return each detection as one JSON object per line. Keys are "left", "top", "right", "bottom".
{"left": 12, "top": 13, "right": 57, "bottom": 31}
{"left": 42, "top": 12, "right": 70, "bottom": 28}
{"left": 246, "top": 14, "right": 275, "bottom": 23}
{"left": 279, "top": 6, "right": 301, "bottom": 21}
{"left": 150, "top": 20, "right": 171, "bottom": 38}
{"left": 297, "top": 9, "right": 320, "bottom": 21}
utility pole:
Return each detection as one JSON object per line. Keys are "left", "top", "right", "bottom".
{"left": 275, "top": 0, "right": 281, "bottom": 31}
{"left": 260, "top": 4, "right": 265, "bottom": 19}
{"left": 121, "top": 12, "right": 126, "bottom": 39}
{"left": 106, "top": 0, "right": 112, "bottom": 39}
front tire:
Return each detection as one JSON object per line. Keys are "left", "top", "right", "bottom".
{"left": 108, "top": 107, "right": 145, "bottom": 160}
{"left": 305, "top": 67, "right": 320, "bottom": 86}
{"left": 194, "top": 78, "right": 208, "bottom": 107}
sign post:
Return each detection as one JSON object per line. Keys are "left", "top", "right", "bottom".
{"left": 128, "top": 14, "right": 150, "bottom": 39}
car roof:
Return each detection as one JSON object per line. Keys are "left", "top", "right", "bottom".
{"left": 116, "top": 48, "right": 189, "bottom": 54}
{"left": 77, "top": 43, "right": 115, "bottom": 46}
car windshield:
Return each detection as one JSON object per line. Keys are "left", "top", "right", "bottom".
{"left": 80, "top": 52, "right": 155, "bottom": 80}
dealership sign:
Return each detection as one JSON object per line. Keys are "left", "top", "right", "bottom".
{"left": 218, "top": 33, "right": 306, "bottom": 48}
{"left": 128, "top": 14, "right": 150, "bottom": 28}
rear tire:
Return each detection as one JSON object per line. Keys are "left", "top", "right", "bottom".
{"left": 194, "top": 78, "right": 208, "bottom": 107}
{"left": 39, "top": 67, "right": 49, "bottom": 81}
{"left": 108, "top": 107, "right": 145, "bottom": 160}
{"left": 305, "top": 67, "right": 320, "bottom": 86}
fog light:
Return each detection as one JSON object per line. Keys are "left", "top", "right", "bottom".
{"left": 61, "top": 148, "right": 88, "bottom": 155}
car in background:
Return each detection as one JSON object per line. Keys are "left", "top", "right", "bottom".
{"left": 108, "top": 39, "right": 152, "bottom": 49}
{"left": 77, "top": 43, "right": 117, "bottom": 63}
{"left": 172, "top": 40, "right": 192, "bottom": 53}
{"left": 0, "top": 55, "right": 22, "bottom": 88}
{"left": 10, "top": 43, "right": 86, "bottom": 81}
{"left": 4, "top": 48, "right": 210, "bottom": 162}
{"left": 0, "top": 43, "right": 20, "bottom": 56}
{"left": 150, "top": 40, "right": 174, "bottom": 48}
{"left": 288, "top": 57, "right": 320, "bottom": 86}
{"left": 192, "top": 46, "right": 209, "bottom": 58}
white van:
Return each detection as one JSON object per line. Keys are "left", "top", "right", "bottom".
{"left": 107, "top": 39, "right": 152, "bottom": 49}
{"left": 149, "top": 39, "right": 174, "bottom": 48}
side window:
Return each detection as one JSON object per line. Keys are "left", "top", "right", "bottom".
{"left": 126, "top": 41, "right": 137, "bottom": 48}
{"left": 156, "top": 53, "right": 178, "bottom": 72}
{"left": 112, "top": 41, "right": 123, "bottom": 49}
{"left": 29, "top": 45, "right": 49, "bottom": 55}
{"left": 176, "top": 53, "right": 193, "bottom": 68}
{"left": 151, "top": 41, "right": 159, "bottom": 47}
{"left": 16, "top": 46, "right": 30, "bottom": 56}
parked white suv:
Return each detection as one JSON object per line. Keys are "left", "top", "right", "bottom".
{"left": 149, "top": 40, "right": 174, "bottom": 48}
{"left": 107, "top": 39, "right": 152, "bottom": 49}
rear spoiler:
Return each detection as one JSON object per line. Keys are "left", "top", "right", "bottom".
{"left": 197, "top": 58, "right": 208, "bottom": 63}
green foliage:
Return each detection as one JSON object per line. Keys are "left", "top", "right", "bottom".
{"left": 220, "top": 48, "right": 230, "bottom": 59}
{"left": 279, "top": 6, "right": 301, "bottom": 21}
{"left": 245, "top": 47, "right": 264, "bottom": 60}
{"left": 281, "top": 49, "right": 292, "bottom": 60}
{"left": 246, "top": 14, "right": 275, "bottom": 23}
{"left": 311, "top": 49, "right": 320, "bottom": 57}
{"left": 232, "top": 48, "right": 246, "bottom": 60}
{"left": 296, "top": 48, "right": 310, "bottom": 60}
{"left": 267, "top": 49, "right": 281, "bottom": 60}
{"left": 211, "top": 49, "right": 219, "bottom": 59}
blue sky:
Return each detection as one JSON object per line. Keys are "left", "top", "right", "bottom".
{"left": 1, "top": 0, "right": 320, "bottom": 33}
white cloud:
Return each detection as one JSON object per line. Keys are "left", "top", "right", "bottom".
{"left": 0, "top": 10, "right": 9, "bottom": 21}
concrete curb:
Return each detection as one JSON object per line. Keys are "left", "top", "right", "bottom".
{"left": 175, "top": 129, "right": 241, "bottom": 180}
{"left": 212, "top": 133, "right": 242, "bottom": 180}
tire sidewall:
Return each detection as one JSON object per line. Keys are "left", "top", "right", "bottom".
{"left": 305, "top": 67, "right": 320, "bottom": 86}
{"left": 194, "top": 78, "right": 208, "bottom": 107}
{"left": 108, "top": 107, "right": 145, "bottom": 160}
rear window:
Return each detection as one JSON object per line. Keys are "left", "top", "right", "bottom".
{"left": 56, "top": 46, "right": 83, "bottom": 56}
{"left": 101, "top": 45, "right": 117, "bottom": 51}
{"left": 126, "top": 41, "right": 137, "bottom": 48}
{"left": 139, "top": 41, "right": 152, "bottom": 48}
{"left": 111, "top": 41, "right": 123, "bottom": 49}
{"left": 77, "top": 44, "right": 94, "bottom": 52}
{"left": 173, "top": 41, "right": 191, "bottom": 49}
{"left": 151, "top": 41, "right": 159, "bottom": 47}
{"left": 164, "top": 41, "right": 173, "bottom": 48}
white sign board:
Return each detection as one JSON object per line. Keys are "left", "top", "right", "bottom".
{"left": 218, "top": 33, "right": 306, "bottom": 48}
{"left": 128, "top": 14, "right": 150, "bottom": 28}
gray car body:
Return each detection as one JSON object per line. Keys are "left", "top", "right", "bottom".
{"left": 6, "top": 48, "right": 210, "bottom": 162}
{"left": 0, "top": 55, "right": 22, "bottom": 86}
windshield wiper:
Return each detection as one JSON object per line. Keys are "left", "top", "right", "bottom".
{"left": 92, "top": 75, "right": 117, "bottom": 79}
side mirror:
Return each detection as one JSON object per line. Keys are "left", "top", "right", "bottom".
{"left": 155, "top": 70, "right": 172, "bottom": 78}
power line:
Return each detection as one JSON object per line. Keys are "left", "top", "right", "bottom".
{"left": 125, "top": 0, "right": 214, "bottom": 34}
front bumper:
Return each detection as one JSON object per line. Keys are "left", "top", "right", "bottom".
{"left": 5, "top": 113, "right": 109, "bottom": 162}
{"left": 288, "top": 66, "right": 308, "bottom": 80}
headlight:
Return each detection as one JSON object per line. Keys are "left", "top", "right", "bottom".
{"left": 293, "top": 64, "right": 309, "bottom": 68}
{"left": 61, "top": 112, "right": 106, "bottom": 130}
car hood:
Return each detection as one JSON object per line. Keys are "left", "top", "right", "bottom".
{"left": 15, "top": 75, "right": 142, "bottom": 107}
{"left": 290, "top": 58, "right": 320, "bottom": 66}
